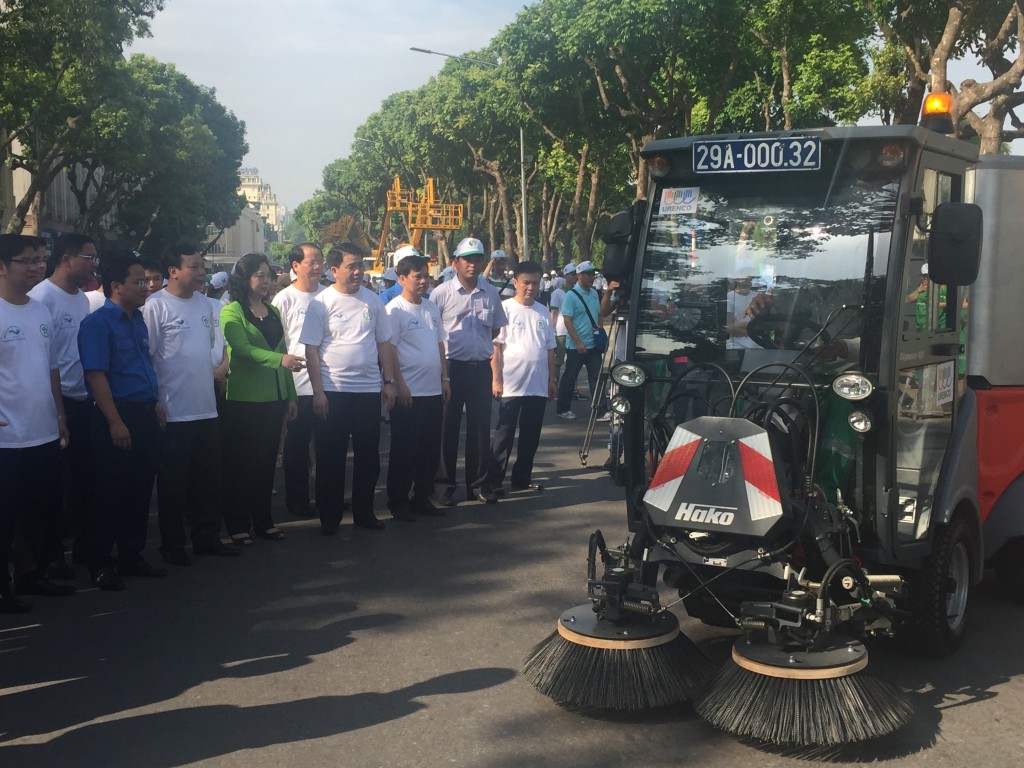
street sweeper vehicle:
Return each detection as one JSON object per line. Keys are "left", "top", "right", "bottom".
{"left": 522, "top": 95, "right": 1024, "bottom": 747}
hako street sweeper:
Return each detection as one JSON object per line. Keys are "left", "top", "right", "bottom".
{"left": 523, "top": 94, "right": 1024, "bottom": 747}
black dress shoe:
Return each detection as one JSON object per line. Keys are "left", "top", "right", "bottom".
{"left": 473, "top": 487, "right": 498, "bottom": 505}
{"left": 0, "top": 592, "right": 32, "bottom": 613}
{"left": 412, "top": 499, "right": 445, "bottom": 517}
{"left": 92, "top": 569, "right": 126, "bottom": 591}
{"left": 192, "top": 541, "right": 242, "bottom": 557}
{"left": 47, "top": 559, "right": 77, "bottom": 581}
{"left": 14, "top": 575, "right": 77, "bottom": 597}
{"left": 493, "top": 487, "right": 506, "bottom": 497}
{"left": 353, "top": 515, "right": 385, "bottom": 530}
{"left": 160, "top": 547, "right": 193, "bottom": 566}
{"left": 287, "top": 505, "right": 315, "bottom": 518}
{"left": 390, "top": 506, "right": 416, "bottom": 522}
{"left": 510, "top": 482, "right": 543, "bottom": 492}
{"left": 118, "top": 559, "right": 167, "bottom": 578}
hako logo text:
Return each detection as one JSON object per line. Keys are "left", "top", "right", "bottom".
{"left": 673, "top": 503, "right": 737, "bottom": 526}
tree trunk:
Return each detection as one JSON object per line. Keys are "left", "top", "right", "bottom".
{"left": 780, "top": 43, "right": 794, "bottom": 130}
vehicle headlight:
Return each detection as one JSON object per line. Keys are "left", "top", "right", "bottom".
{"left": 610, "top": 395, "right": 631, "bottom": 415}
{"left": 832, "top": 373, "right": 873, "bottom": 401}
{"left": 647, "top": 155, "right": 670, "bottom": 179}
{"left": 848, "top": 409, "right": 874, "bottom": 433}
{"left": 611, "top": 363, "right": 647, "bottom": 388}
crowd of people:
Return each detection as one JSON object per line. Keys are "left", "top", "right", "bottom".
{"left": 0, "top": 232, "right": 616, "bottom": 612}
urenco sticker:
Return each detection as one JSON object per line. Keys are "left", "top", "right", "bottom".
{"left": 674, "top": 503, "right": 738, "bottom": 526}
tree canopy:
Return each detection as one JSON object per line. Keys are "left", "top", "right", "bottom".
{"left": 1, "top": 0, "right": 247, "bottom": 255}
{"left": 292, "top": 0, "right": 1023, "bottom": 272}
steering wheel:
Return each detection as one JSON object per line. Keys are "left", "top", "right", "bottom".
{"left": 745, "top": 313, "right": 830, "bottom": 350}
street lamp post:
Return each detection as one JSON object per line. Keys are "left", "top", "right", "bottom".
{"left": 410, "top": 46, "right": 529, "bottom": 261}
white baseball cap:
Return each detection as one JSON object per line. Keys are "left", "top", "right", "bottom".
{"left": 562, "top": 263, "right": 577, "bottom": 275}
{"left": 383, "top": 268, "right": 398, "bottom": 281}
{"left": 490, "top": 249, "right": 507, "bottom": 261}
{"left": 454, "top": 237, "right": 485, "bottom": 258}
{"left": 393, "top": 245, "right": 421, "bottom": 261}
{"left": 209, "top": 271, "right": 229, "bottom": 289}
{"left": 921, "top": 263, "right": 929, "bottom": 276}
{"left": 576, "top": 260, "right": 597, "bottom": 273}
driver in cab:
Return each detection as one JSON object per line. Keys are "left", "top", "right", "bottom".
{"left": 726, "top": 267, "right": 772, "bottom": 348}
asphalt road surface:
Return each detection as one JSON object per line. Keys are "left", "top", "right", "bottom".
{"left": 3, "top": 410, "right": 1024, "bottom": 768}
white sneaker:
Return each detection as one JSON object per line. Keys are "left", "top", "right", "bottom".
{"left": 558, "top": 411, "right": 577, "bottom": 420}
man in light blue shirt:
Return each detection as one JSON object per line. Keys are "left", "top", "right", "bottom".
{"left": 556, "top": 260, "right": 603, "bottom": 418}
{"left": 430, "top": 237, "right": 507, "bottom": 505}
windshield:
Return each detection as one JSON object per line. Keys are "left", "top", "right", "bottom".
{"left": 635, "top": 142, "right": 903, "bottom": 375}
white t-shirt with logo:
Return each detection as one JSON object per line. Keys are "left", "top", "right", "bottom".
{"left": 0, "top": 298, "right": 59, "bottom": 448}
{"left": 207, "top": 295, "right": 226, "bottom": 369}
{"left": 495, "top": 299, "right": 556, "bottom": 398}
{"left": 550, "top": 287, "right": 567, "bottom": 336}
{"left": 385, "top": 295, "right": 446, "bottom": 397}
{"left": 142, "top": 290, "right": 217, "bottom": 422}
{"left": 299, "top": 286, "right": 393, "bottom": 394}
{"left": 273, "top": 282, "right": 325, "bottom": 396}
{"left": 27, "top": 279, "right": 90, "bottom": 400}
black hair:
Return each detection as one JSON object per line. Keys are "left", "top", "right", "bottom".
{"left": 98, "top": 248, "right": 142, "bottom": 297}
{"left": 288, "top": 242, "right": 322, "bottom": 269}
{"left": 0, "top": 233, "right": 37, "bottom": 264}
{"left": 227, "top": 252, "right": 271, "bottom": 307}
{"left": 395, "top": 254, "right": 428, "bottom": 277}
{"left": 141, "top": 257, "right": 164, "bottom": 275}
{"left": 513, "top": 260, "right": 543, "bottom": 277}
{"left": 161, "top": 242, "right": 199, "bottom": 273}
{"left": 51, "top": 233, "right": 94, "bottom": 271}
{"left": 325, "top": 242, "right": 364, "bottom": 269}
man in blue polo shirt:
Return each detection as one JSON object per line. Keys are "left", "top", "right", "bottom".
{"left": 78, "top": 249, "right": 166, "bottom": 591}
{"left": 556, "top": 260, "right": 604, "bottom": 418}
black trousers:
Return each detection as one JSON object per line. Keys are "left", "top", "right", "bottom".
{"left": 314, "top": 391, "right": 381, "bottom": 525}
{"left": 61, "top": 396, "right": 93, "bottom": 561}
{"left": 487, "top": 396, "right": 547, "bottom": 489}
{"left": 156, "top": 417, "right": 225, "bottom": 551}
{"left": 1, "top": 441, "right": 61, "bottom": 584}
{"left": 87, "top": 400, "right": 160, "bottom": 571}
{"left": 556, "top": 347, "right": 602, "bottom": 413}
{"left": 387, "top": 394, "right": 443, "bottom": 511}
{"left": 221, "top": 399, "right": 286, "bottom": 536}
{"left": 440, "top": 360, "right": 493, "bottom": 493}
{"left": 282, "top": 395, "right": 315, "bottom": 512}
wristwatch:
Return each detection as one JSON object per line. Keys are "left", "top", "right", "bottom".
{"left": 384, "top": 378, "right": 396, "bottom": 385}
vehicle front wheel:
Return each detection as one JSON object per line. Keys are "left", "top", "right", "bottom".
{"left": 900, "top": 515, "right": 976, "bottom": 656}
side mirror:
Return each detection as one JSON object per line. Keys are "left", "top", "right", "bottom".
{"left": 600, "top": 201, "right": 646, "bottom": 282}
{"left": 929, "top": 202, "right": 982, "bottom": 286}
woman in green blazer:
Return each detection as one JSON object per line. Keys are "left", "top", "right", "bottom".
{"left": 220, "top": 253, "right": 302, "bottom": 543}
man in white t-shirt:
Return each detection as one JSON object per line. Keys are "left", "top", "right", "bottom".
{"left": 485, "top": 261, "right": 556, "bottom": 495}
{"left": 300, "top": 242, "right": 399, "bottom": 535}
{"left": 383, "top": 248, "right": 449, "bottom": 520}
{"left": 549, "top": 263, "right": 576, "bottom": 378}
{"left": 143, "top": 244, "right": 240, "bottom": 565}
{"left": 27, "top": 234, "right": 97, "bottom": 578}
{"left": 273, "top": 243, "right": 325, "bottom": 517}
{"left": 0, "top": 234, "right": 70, "bottom": 612}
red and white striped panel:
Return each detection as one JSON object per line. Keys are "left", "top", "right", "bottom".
{"left": 644, "top": 427, "right": 702, "bottom": 512}
{"left": 738, "top": 432, "right": 783, "bottom": 521}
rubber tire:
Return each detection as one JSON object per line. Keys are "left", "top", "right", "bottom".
{"left": 900, "top": 515, "right": 976, "bottom": 657}
{"left": 994, "top": 537, "right": 1024, "bottom": 605}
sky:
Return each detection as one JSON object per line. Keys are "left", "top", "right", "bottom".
{"left": 128, "top": 0, "right": 531, "bottom": 210}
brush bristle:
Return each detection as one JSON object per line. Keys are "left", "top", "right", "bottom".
{"left": 522, "top": 630, "right": 714, "bottom": 710}
{"left": 695, "top": 659, "right": 913, "bottom": 745}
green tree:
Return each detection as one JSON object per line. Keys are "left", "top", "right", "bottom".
{"left": 1, "top": 0, "right": 163, "bottom": 232}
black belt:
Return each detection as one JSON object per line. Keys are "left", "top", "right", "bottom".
{"left": 450, "top": 359, "right": 490, "bottom": 367}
